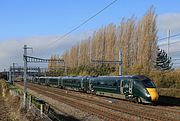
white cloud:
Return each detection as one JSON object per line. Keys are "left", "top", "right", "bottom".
{"left": 157, "top": 12, "right": 180, "bottom": 68}
{"left": 157, "top": 13, "right": 180, "bottom": 33}
{"left": 0, "top": 32, "right": 91, "bottom": 71}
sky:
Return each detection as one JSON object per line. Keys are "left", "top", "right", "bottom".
{"left": 0, "top": 0, "right": 180, "bottom": 71}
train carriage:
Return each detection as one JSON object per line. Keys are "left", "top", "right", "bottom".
{"left": 32, "top": 75, "right": 159, "bottom": 104}
{"left": 32, "top": 76, "right": 39, "bottom": 84}
{"left": 62, "top": 76, "right": 85, "bottom": 91}
{"left": 39, "top": 77, "right": 49, "bottom": 85}
{"left": 90, "top": 76, "right": 121, "bottom": 98}
{"left": 48, "top": 77, "right": 61, "bottom": 87}
{"left": 89, "top": 75, "right": 159, "bottom": 103}
{"left": 132, "top": 75, "right": 159, "bottom": 103}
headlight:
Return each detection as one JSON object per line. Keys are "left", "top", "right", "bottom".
{"left": 145, "top": 93, "right": 150, "bottom": 97}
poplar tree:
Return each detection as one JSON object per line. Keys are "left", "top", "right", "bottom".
{"left": 48, "top": 7, "right": 157, "bottom": 75}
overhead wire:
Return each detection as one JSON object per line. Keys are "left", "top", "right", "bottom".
{"left": 158, "top": 41, "right": 180, "bottom": 46}
{"left": 49, "top": 0, "right": 180, "bottom": 49}
{"left": 47, "top": 0, "right": 180, "bottom": 64}
{"left": 158, "top": 33, "right": 180, "bottom": 46}
{"left": 50, "top": 0, "right": 118, "bottom": 47}
{"left": 158, "top": 33, "right": 180, "bottom": 41}
{"left": 158, "top": 33, "right": 180, "bottom": 54}
{"left": 157, "top": 33, "right": 180, "bottom": 65}
{"left": 173, "top": 59, "right": 180, "bottom": 61}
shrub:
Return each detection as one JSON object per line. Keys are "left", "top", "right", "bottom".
{"left": 149, "top": 71, "right": 180, "bottom": 89}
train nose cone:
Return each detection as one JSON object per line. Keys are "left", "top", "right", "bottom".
{"left": 146, "top": 88, "right": 159, "bottom": 102}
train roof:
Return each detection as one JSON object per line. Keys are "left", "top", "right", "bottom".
{"left": 62, "top": 76, "right": 87, "bottom": 79}
{"left": 88, "top": 75, "right": 149, "bottom": 80}
{"left": 37, "top": 75, "right": 149, "bottom": 80}
{"left": 39, "top": 76, "right": 61, "bottom": 79}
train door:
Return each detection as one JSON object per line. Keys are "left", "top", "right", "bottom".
{"left": 83, "top": 78, "right": 89, "bottom": 92}
{"left": 61, "top": 78, "right": 63, "bottom": 88}
{"left": 89, "top": 79, "right": 92, "bottom": 91}
{"left": 122, "top": 80, "right": 130, "bottom": 95}
{"left": 81, "top": 78, "right": 83, "bottom": 90}
{"left": 46, "top": 78, "right": 49, "bottom": 85}
{"left": 129, "top": 80, "right": 133, "bottom": 94}
{"left": 120, "top": 80, "right": 124, "bottom": 94}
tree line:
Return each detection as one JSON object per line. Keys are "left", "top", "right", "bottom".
{"left": 48, "top": 8, "right": 158, "bottom": 76}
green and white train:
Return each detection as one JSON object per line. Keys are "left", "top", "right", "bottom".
{"left": 31, "top": 75, "right": 159, "bottom": 104}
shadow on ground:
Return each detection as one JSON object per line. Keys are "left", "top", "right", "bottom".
{"left": 49, "top": 113, "right": 80, "bottom": 121}
{"left": 157, "top": 95, "right": 180, "bottom": 106}
{"left": 48, "top": 108, "right": 80, "bottom": 121}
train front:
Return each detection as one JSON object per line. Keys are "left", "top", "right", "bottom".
{"left": 133, "top": 75, "right": 159, "bottom": 103}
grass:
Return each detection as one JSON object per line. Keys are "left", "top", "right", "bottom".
{"left": 157, "top": 88, "right": 180, "bottom": 98}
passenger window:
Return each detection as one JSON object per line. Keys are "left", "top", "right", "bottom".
{"left": 113, "top": 81, "right": 117, "bottom": 86}
{"left": 100, "top": 81, "right": 105, "bottom": 85}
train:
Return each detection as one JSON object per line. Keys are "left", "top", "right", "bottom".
{"left": 30, "top": 75, "right": 159, "bottom": 104}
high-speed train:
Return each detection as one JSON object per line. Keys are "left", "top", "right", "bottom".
{"left": 31, "top": 75, "right": 159, "bottom": 104}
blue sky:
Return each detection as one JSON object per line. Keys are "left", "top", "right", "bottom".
{"left": 0, "top": 0, "right": 180, "bottom": 40}
{"left": 0, "top": 0, "right": 180, "bottom": 70}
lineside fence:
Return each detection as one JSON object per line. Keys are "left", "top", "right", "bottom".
{"left": 9, "top": 84, "right": 61, "bottom": 121}
{"left": 24, "top": 100, "right": 52, "bottom": 121}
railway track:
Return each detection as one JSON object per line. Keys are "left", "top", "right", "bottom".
{"left": 114, "top": 100, "right": 180, "bottom": 121}
{"left": 157, "top": 106, "right": 180, "bottom": 113}
{"left": 34, "top": 84, "right": 179, "bottom": 121}
{"left": 33, "top": 83, "right": 180, "bottom": 121}
{"left": 17, "top": 82, "right": 130, "bottom": 121}
{"left": 17, "top": 82, "right": 180, "bottom": 121}
{"left": 105, "top": 97, "right": 180, "bottom": 120}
